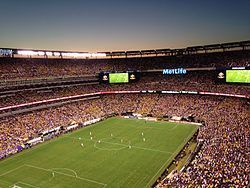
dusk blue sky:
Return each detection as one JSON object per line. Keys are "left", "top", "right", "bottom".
{"left": 0, "top": 0, "right": 249, "bottom": 52}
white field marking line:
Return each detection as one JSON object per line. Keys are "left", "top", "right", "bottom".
{"left": 0, "top": 135, "right": 64, "bottom": 165}
{"left": 135, "top": 126, "right": 164, "bottom": 130}
{"left": 128, "top": 123, "right": 163, "bottom": 129}
{"left": 93, "top": 137, "right": 173, "bottom": 154}
{"left": 169, "top": 124, "right": 178, "bottom": 131}
{"left": 50, "top": 168, "right": 78, "bottom": 178}
{"left": 145, "top": 129, "right": 197, "bottom": 187}
{"left": 123, "top": 120, "right": 165, "bottom": 130}
{"left": 0, "top": 178, "right": 13, "bottom": 187}
{"left": 15, "top": 181, "right": 40, "bottom": 188}
{"left": 9, "top": 185, "right": 21, "bottom": 188}
{"left": 0, "top": 179, "right": 11, "bottom": 184}
{"left": 94, "top": 140, "right": 127, "bottom": 151}
{"left": 0, "top": 122, "right": 103, "bottom": 164}
{"left": 69, "top": 136, "right": 173, "bottom": 154}
{"left": 134, "top": 146, "right": 172, "bottom": 154}
{"left": 10, "top": 186, "right": 21, "bottom": 188}
{"left": 0, "top": 165, "right": 24, "bottom": 177}
{"left": 9, "top": 183, "right": 20, "bottom": 188}
{"left": 0, "top": 121, "right": 105, "bottom": 165}
{"left": 25, "top": 164, "right": 107, "bottom": 187}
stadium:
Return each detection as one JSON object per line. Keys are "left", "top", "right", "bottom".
{"left": 0, "top": 40, "right": 249, "bottom": 187}
{"left": 0, "top": 1, "right": 250, "bottom": 187}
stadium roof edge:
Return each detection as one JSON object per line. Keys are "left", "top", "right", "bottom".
{"left": 1, "top": 40, "right": 249, "bottom": 58}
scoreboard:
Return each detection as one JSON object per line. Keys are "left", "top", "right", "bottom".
{"left": 99, "top": 67, "right": 249, "bottom": 84}
{"left": 216, "top": 67, "right": 250, "bottom": 84}
{"left": 109, "top": 73, "right": 129, "bottom": 83}
{"left": 99, "top": 71, "right": 140, "bottom": 84}
{"left": 226, "top": 70, "right": 250, "bottom": 83}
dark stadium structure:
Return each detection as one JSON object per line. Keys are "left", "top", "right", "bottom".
{"left": 0, "top": 41, "right": 249, "bottom": 187}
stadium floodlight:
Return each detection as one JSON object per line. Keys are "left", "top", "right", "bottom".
{"left": 61, "top": 52, "right": 106, "bottom": 58}
{"left": 91, "top": 53, "right": 106, "bottom": 57}
{"left": 17, "top": 50, "right": 45, "bottom": 56}
{"left": 61, "top": 52, "right": 77, "bottom": 57}
{"left": 45, "top": 52, "right": 52, "bottom": 56}
{"left": 17, "top": 50, "right": 36, "bottom": 56}
{"left": 17, "top": 50, "right": 106, "bottom": 58}
{"left": 53, "top": 52, "right": 61, "bottom": 56}
{"left": 37, "top": 51, "right": 45, "bottom": 56}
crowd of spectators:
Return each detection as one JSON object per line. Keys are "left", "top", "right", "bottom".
{"left": 0, "top": 93, "right": 249, "bottom": 187}
{"left": 158, "top": 97, "right": 249, "bottom": 187}
{"left": 0, "top": 50, "right": 249, "bottom": 187}
{"left": 0, "top": 71, "right": 249, "bottom": 108}
{"left": 0, "top": 50, "right": 249, "bottom": 80}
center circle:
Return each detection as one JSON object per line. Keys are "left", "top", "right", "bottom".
{"left": 94, "top": 137, "right": 129, "bottom": 151}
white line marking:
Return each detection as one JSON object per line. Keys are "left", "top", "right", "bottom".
{"left": 105, "top": 140, "right": 173, "bottom": 154}
{"left": 0, "top": 179, "right": 13, "bottom": 187}
{"left": 145, "top": 129, "right": 197, "bottom": 187}
{"left": 0, "top": 165, "right": 24, "bottom": 177}
{"left": 9, "top": 185, "right": 22, "bottom": 188}
{"left": 0, "top": 136, "right": 62, "bottom": 164}
{"left": 169, "top": 124, "right": 178, "bottom": 131}
{"left": 68, "top": 136, "right": 173, "bottom": 154}
{"left": 25, "top": 164, "right": 106, "bottom": 187}
{"left": 50, "top": 168, "right": 78, "bottom": 177}
{"left": 135, "top": 146, "right": 172, "bottom": 154}
{"left": 15, "top": 181, "right": 40, "bottom": 188}
{"left": 94, "top": 138, "right": 128, "bottom": 151}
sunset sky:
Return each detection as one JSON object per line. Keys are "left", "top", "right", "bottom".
{"left": 0, "top": 0, "right": 249, "bottom": 52}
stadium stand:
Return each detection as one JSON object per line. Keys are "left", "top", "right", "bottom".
{"left": 0, "top": 42, "right": 249, "bottom": 187}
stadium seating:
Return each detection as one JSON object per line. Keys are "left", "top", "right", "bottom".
{"left": 0, "top": 49, "right": 249, "bottom": 187}
{"left": 0, "top": 50, "right": 249, "bottom": 80}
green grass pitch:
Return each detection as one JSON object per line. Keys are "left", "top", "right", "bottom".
{"left": 0, "top": 117, "right": 198, "bottom": 188}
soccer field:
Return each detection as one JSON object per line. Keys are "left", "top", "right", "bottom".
{"left": 0, "top": 117, "right": 198, "bottom": 188}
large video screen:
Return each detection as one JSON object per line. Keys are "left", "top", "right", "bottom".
{"left": 109, "top": 73, "right": 129, "bottom": 83}
{"left": 226, "top": 70, "right": 250, "bottom": 83}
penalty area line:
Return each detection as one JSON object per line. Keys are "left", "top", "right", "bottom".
{"left": 14, "top": 181, "right": 40, "bottom": 188}
{"left": 25, "top": 164, "right": 107, "bottom": 187}
{"left": 0, "top": 165, "right": 25, "bottom": 177}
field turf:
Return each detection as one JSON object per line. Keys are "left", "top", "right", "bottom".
{"left": 0, "top": 117, "right": 198, "bottom": 188}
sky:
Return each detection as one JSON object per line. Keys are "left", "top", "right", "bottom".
{"left": 0, "top": 0, "right": 249, "bottom": 52}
